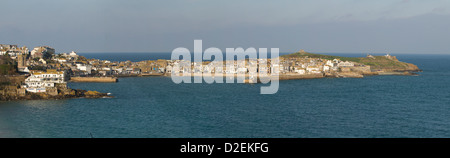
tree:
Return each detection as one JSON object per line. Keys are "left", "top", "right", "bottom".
{"left": 0, "top": 53, "right": 17, "bottom": 75}
{"left": 33, "top": 57, "right": 40, "bottom": 62}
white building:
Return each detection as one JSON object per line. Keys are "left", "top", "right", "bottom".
{"left": 214, "top": 66, "right": 223, "bottom": 73}
{"left": 76, "top": 64, "right": 92, "bottom": 74}
{"left": 326, "top": 60, "right": 336, "bottom": 67}
{"left": 271, "top": 64, "right": 281, "bottom": 74}
{"left": 323, "top": 65, "right": 330, "bottom": 71}
{"left": 258, "top": 66, "right": 269, "bottom": 74}
{"left": 69, "top": 51, "right": 78, "bottom": 57}
{"left": 202, "top": 65, "right": 211, "bottom": 73}
{"left": 306, "top": 66, "right": 321, "bottom": 73}
{"left": 165, "top": 65, "right": 173, "bottom": 73}
{"left": 226, "top": 65, "right": 236, "bottom": 74}
{"left": 55, "top": 58, "right": 67, "bottom": 63}
{"left": 337, "top": 61, "right": 354, "bottom": 67}
{"left": 294, "top": 68, "right": 306, "bottom": 74}
{"left": 237, "top": 67, "right": 247, "bottom": 74}
{"left": 24, "top": 70, "right": 66, "bottom": 93}
{"left": 113, "top": 67, "right": 123, "bottom": 74}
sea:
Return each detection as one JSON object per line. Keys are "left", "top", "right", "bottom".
{"left": 1, "top": 52, "right": 450, "bottom": 138}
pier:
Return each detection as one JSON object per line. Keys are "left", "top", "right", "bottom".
{"left": 70, "top": 77, "right": 118, "bottom": 83}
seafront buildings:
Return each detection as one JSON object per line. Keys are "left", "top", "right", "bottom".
{"left": 24, "top": 69, "right": 68, "bottom": 93}
{"left": 1, "top": 44, "right": 379, "bottom": 94}
{"left": 1, "top": 44, "right": 369, "bottom": 78}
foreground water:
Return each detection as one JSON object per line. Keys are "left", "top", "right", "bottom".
{"left": 1, "top": 53, "right": 450, "bottom": 138}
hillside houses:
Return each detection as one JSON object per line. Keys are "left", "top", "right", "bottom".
{"left": 1, "top": 43, "right": 378, "bottom": 80}
{"left": 0, "top": 44, "right": 29, "bottom": 58}
{"left": 30, "top": 46, "right": 55, "bottom": 59}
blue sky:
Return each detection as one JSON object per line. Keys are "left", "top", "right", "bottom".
{"left": 1, "top": 0, "right": 450, "bottom": 54}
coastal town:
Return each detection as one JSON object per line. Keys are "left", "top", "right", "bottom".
{"left": 0, "top": 44, "right": 420, "bottom": 100}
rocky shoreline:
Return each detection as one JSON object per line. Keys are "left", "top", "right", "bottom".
{"left": 0, "top": 89, "right": 112, "bottom": 101}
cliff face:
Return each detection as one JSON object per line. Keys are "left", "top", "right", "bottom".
{"left": 383, "top": 63, "right": 420, "bottom": 72}
{"left": 404, "top": 63, "right": 420, "bottom": 71}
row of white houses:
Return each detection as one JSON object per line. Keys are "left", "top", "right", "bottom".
{"left": 24, "top": 70, "right": 67, "bottom": 93}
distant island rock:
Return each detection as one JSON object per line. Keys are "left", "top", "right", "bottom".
{"left": 280, "top": 51, "right": 421, "bottom": 78}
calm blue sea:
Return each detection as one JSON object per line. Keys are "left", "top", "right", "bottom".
{"left": 1, "top": 52, "right": 450, "bottom": 138}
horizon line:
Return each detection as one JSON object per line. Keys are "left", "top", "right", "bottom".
{"left": 73, "top": 51, "right": 450, "bottom": 55}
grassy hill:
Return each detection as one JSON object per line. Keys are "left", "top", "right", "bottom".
{"left": 281, "top": 51, "right": 362, "bottom": 62}
{"left": 281, "top": 51, "right": 419, "bottom": 71}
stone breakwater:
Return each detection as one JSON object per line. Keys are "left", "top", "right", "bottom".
{"left": 70, "top": 77, "right": 118, "bottom": 82}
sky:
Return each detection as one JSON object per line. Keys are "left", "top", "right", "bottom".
{"left": 1, "top": 0, "right": 450, "bottom": 54}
